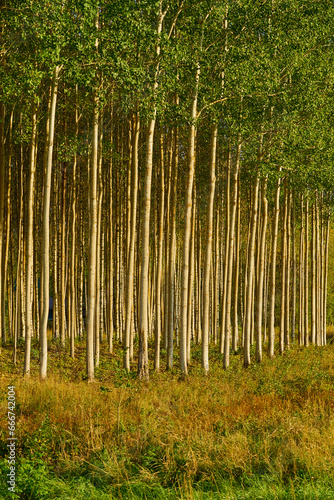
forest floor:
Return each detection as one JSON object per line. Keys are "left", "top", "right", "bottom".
{"left": 0, "top": 331, "right": 334, "bottom": 499}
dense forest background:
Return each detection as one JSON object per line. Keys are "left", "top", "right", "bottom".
{"left": 1, "top": 0, "right": 334, "bottom": 382}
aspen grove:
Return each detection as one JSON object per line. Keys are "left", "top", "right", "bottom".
{"left": 1, "top": 0, "right": 334, "bottom": 382}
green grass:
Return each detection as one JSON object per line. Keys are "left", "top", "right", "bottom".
{"left": 1, "top": 336, "right": 334, "bottom": 499}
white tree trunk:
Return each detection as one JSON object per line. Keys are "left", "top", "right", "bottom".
{"left": 202, "top": 123, "right": 217, "bottom": 374}
{"left": 40, "top": 67, "right": 60, "bottom": 379}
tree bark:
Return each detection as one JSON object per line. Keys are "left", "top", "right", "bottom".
{"left": 202, "top": 123, "right": 217, "bottom": 374}
{"left": 124, "top": 113, "right": 139, "bottom": 370}
{"left": 40, "top": 66, "right": 60, "bottom": 379}
{"left": 23, "top": 102, "right": 37, "bottom": 377}
{"left": 224, "top": 141, "right": 241, "bottom": 368}
{"left": 256, "top": 176, "right": 268, "bottom": 362}
{"left": 268, "top": 169, "right": 281, "bottom": 358}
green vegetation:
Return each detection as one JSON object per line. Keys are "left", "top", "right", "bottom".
{"left": 1, "top": 337, "right": 334, "bottom": 499}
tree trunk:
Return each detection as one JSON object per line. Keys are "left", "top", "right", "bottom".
{"left": 124, "top": 112, "right": 139, "bottom": 371}
{"left": 180, "top": 61, "right": 200, "bottom": 377}
{"left": 268, "top": 169, "right": 281, "bottom": 358}
{"left": 23, "top": 102, "right": 37, "bottom": 377}
{"left": 224, "top": 141, "right": 241, "bottom": 368}
{"left": 299, "top": 195, "right": 304, "bottom": 346}
{"left": 279, "top": 179, "right": 288, "bottom": 354}
{"left": 202, "top": 123, "right": 217, "bottom": 374}
{"left": 311, "top": 202, "right": 316, "bottom": 344}
{"left": 40, "top": 66, "right": 60, "bottom": 379}
{"left": 0, "top": 103, "right": 5, "bottom": 345}
{"left": 256, "top": 176, "right": 268, "bottom": 362}
{"left": 304, "top": 197, "right": 309, "bottom": 347}
{"left": 137, "top": 5, "right": 165, "bottom": 380}
{"left": 167, "top": 127, "right": 178, "bottom": 369}
{"left": 154, "top": 132, "right": 165, "bottom": 371}
{"left": 220, "top": 150, "right": 230, "bottom": 354}
{"left": 244, "top": 172, "right": 260, "bottom": 367}
{"left": 86, "top": 89, "right": 99, "bottom": 382}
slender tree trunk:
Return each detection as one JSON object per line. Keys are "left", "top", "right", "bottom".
{"left": 232, "top": 178, "right": 240, "bottom": 352}
{"left": 180, "top": 62, "right": 200, "bottom": 377}
{"left": 323, "top": 214, "right": 329, "bottom": 345}
{"left": 2, "top": 110, "right": 13, "bottom": 343}
{"left": 311, "top": 202, "right": 316, "bottom": 344}
{"left": 304, "top": 197, "right": 309, "bottom": 347}
{"left": 107, "top": 107, "right": 114, "bottom": 352}
{"left": 316, "top": 194, "right": 321, "bottom": 345}
{"left": 124, "top": 113, "right": 139, "bottom": 370}
{"left": 40, "top": 67, "right": 60, "bottom": 379}
{"left": 279, "top": 179, "right": 288, "bottom": 354}
{"left": 94, "top": 114, "right": 103, "bottom": 368}
{"left": 213, "top": 212, "right": 219, "bottom": 345}
{"left": 70, "top": 89, "right": 78, "bottom": 359}
{"left": 0, "top": 103, "right": 5, "bottom": 345}
{"left": 320, "top": 198, "right": 324, "bottom": 345}
{"left": 284, "top": 190, "right": 291, "bottom": 349}
{"left": 224, "top": 142, "right": 241, "bottom": 368}
{"left": 23, "top": 102, "right": 37, "bottom": 377}
{"left": 52, "top": 174, "right": 59, "bottom": 339}
{"left": 167, "top": 127, "right": 178, "bottom": 369}
{"left": 154, "top": 132, "right": 165, "bottom": 371}
{"left": 86, "top": 89, "right": 99, "bottom": 382}
{"left": 268, "top": 169, "right": 281, "bottom": 358}
{"left": 244, "top": 172, "right": 260, "bottom": 367}
{"left": 292, "top": 192, "right": 296, "bottom": 341}
{"left": 220, "top": 150, "right": 230, "bottom": 354}
{"left": 256, "top": 176, "right": 268, "bottom": 362}
{"left": 299, "top": 195, "right": 304, "bottom": 346}
{"left": 202, "top": 123, "right": 217, "bottom": 374}
{"left": 138, "top": 5, "right": 165, "bottom": 380}
{"left": 187, "top": 190, "right": 196, "bottom": 364}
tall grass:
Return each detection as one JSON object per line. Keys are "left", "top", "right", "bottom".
{"left": 0, "top": 338, "right": 334, "bottom": 499}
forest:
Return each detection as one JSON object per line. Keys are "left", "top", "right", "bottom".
{"left": 1, "top": 0, "right": 334, "bottom": 498}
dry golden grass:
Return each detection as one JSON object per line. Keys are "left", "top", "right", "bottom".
{"left": 1, "top": 338, "right": 334, "bottom": 498}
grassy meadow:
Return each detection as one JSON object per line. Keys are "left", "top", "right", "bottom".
{"left": 1, "top": 331, "right": 334, "bottom": 499}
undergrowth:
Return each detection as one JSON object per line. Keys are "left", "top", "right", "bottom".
{"left": 0, "top": 337, "right": 334, "bottom": 499}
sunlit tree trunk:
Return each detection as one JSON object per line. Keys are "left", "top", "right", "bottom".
{"left": 304, "top": 197, "right": 309, "bottom": 347}
{"left": 284, "top": 189, "right": 291, "bottom": 349}
{"left": 52, "top": 173, "right": 59, "bottom": 339}
{"left": 244, "top": 172, "right": 260, "bottom": 367}
{"left": 180, "top": 62, "right": 200, "bottom": 377}
{"left": 40, "top": 66, "right": 60, "bottom": 379}
{"left": 0, "top": 103, "right": 5, "bottom": 346}
{"left": 202, "top": 123, "right": 217, "bottom": 374}
{"left": 256, "top": 176, "right": 268, "bottom": 362}
{"left": 311, "top": 202, "right": 316, "bottom": 344}
{"left": 213, "top": 212, "right": 219, "bottom": 345}
{"left": 323, "top": 214, "right": 329, "bottom": 345}
{"left": 86, "top": 88, "right": 99, "bottom": 382}
{"left": 2, "top": 109, "right": 13, "bottom": 343}
{"left": 167, "top": 127, "right": 178, "bottom": 368}
{"left": 268, "top": 169, "right": 281, "bottom": 358}
{"left": 292, "top": 192, "right": 296, "bottom": 342}
{"left": 154, "top": 132, "right": 165, "bottom": 371}
{"left": 124, "top": 112, "right": 139, "bottom": 371}
{"left": 70, "top": 87, "right": 78, "bottom": 360}
{"left": 299, "top": 195, "right": 304, "bottom": 346}
{"left": 220, "top": 150, "right": 230, "bottom": 354}
{"left": 279, "top": 179, "right": 288, "bottom": 354}
{"left": 107, "top": 108, "right": 114, "bottom": 352}
{"left": 224, "top": 141, "right": 241, "bottom": 368}
{"left": 23, "top": 102, "right": 37, "bottom": 377}
{"left": 320, "top": 197, "right": 324, "bottom": 345}
{"left": 138, "top": 4, "right": 166, "bottom": 380}
{"left": 187, "top": 189, "right": 196, "bottom": 365}
{"left": 94, "top": 112, "right": 103, "bottom": 368}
